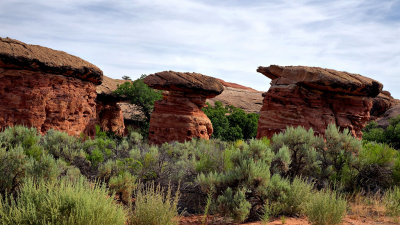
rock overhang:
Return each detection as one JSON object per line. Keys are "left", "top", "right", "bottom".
{"left": 257, "top": 65, "right": 382, "bottom": 97}
{"left": 143, "top": 71, "right": 224, "bottom": 98}
{"left": 0, "top": 37, "right": 103, "bottom": 85}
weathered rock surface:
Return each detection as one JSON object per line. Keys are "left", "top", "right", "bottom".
{"left": 257, "top": 65, "right": 383, "bottom": 138}
{"left": 95, "top": 93, "right": 126, "bottom": 136}
{"left": 144, "top": 71, "right": 223, "bottom": 145}
{"left": 370, "top": 91, "right": 399, "bottom": 120}
{"left": 95, "top": 76, "right": 129, "bottom": 135}
{"left": 0, "top": 37, "right": 102, "bottom": 84}
{"left": 376, "top": 104, "right": 400, "bottom": 128}
{"left": 0, "top": 67, "right": 98, "bottom": 136}
{"left": 143, "top": 71, "right": 223, "bottom": 97}
{"left": 207, "top": 79, "right": 263, "bottom": 113}
{"left": 0, "top": 37, "right": 124, "bottom": 136}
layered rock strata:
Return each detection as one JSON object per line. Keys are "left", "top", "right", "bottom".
{"left": 143, "top": 71, "right": 223, "bottom": 145}
{"left": 0, "top": 37, "right": 124, "bottom": 136}
{"left": 256, "top": 65, "right": 383, "bottom": 138}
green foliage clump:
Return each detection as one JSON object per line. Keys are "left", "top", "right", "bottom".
{"left": 363, "top": 121, "right": 386, "bottom": 143}
{"left": 271, "top": 124, "right": 362, "bottom": 190}
{"left": 384, "top": 186, "right": 400, "bottom": 217}
{"left": 0, "top": 178, "right": 127, "bottom": 225}
{"left": 0, "top": 146, "right": 27, "bottom": 195}
{"left": 0, "top": 126, "right": 43, "bottom": 159}
{"left": 271, "top": 126, "right": 321, "bottom": 178}
{"left": 0, "top": 127, "right": 81, "bottom": 196}
{"left": 304, "top": 189, "right": 347, "bottom": 225}
{"left": 216, "top": 187, "right": 251, "bottom": 223}
{"left": 322, "top": 124, "right": 361, "bottom": 188}
{"left": 196, "top": 139, "right": 290, "bottom": 222}
{"left": 109, "top": 171, "right": 137, "bottom": 204}
{"left": 363, "top": 115, "right": 400, "bottom": 149}
{"left": 356, "top": 142, "right": 398, "bottom": 191}
{"left": 41, "top": 129, "right": 84, "bottom": 162}
{"left": 203, "top": 101, "right": 259, "bottom": 141}
{"left": 130, "top": 183, "right": 180, "bottom": 225}
{"left": 265, "top": 175, "right": 313, "bottom": 217}
{"left": 83, "top": 128, "right": 117, "bottom": 167}
{"left": 114, "top": 75, "right": 162, "bottom": 137}
{"left": 6, "top": 124, "right": 400, "bottom": 224}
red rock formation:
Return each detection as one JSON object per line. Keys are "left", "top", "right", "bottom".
{"left": 257, "top": 65, "right": 383, "bottom": 139}
{"left": 376, "top": 104, "right": 400, "bottom": 128}
{"left": 207, "top": 79, "right": 263, "bottom": 114}
{"left": 371, "top": 90, "right": 400, "bottom": 120}
{"left": 0, "top": 37, "right": 124, "bottom": 136}
{"left": 95, "top": 93, "right": 126, "bottom": 136}
{"left": 144, "top": 71, "right": 223, "bottom": 145}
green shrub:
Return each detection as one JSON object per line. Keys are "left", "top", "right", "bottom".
{"left": 271, "top": 126, "right": 322, "bottom": 178}
{"left": 0, "top": 178, "right": 127, "bottom": 225}
{"left": 41, "top": 129, "right": 83, "bottom": 162}
{"left": 304, "top": 189, "right": 347, "bottom": 225}
{"left": 359, "top": 142, "right": 397, "bottom": 167}
{"left": 0, "top": 126, "right": 43, "bottom": 160}
{"left": 114, "top": 76, "right": 163, "bottom": 137}
{"left": 203, "top": 101, "right": 259, "bottom": 141}
{"left": 322, "top": 124, "right": 361, "bottom": 189}
{"left": 363, "top": 121, "right": 386, "bottom": 143}
{"left": 271, "top": 124, "right": 362, "bottom": 189}
{"left": 0, "top": 146, "right": 27, "bottom": 195}
{"left": 363, "top": 115, "right": 400, "bottom": 149}
{"left": 196, "top": 139, "right": 280, "bottom": 221}
{"left": 109, "top": 171, "right": 137, "bottom": 204}
{"left": 384, "top": 115, "right": 400, "bottom": 149}
{"left": 130, "top": 182, "right": 180, "bottom": 225}
{"left": 25, "top": 154, "right": 61, "bottom": 182}
{"left": 265, "top": 175, "right": 313, "bottom": 217}
{"left": 216, "top": 188, "right": 251, "bottom": 223}
{"left": 384, "top": 186, "right": 400, "bottom": 217}
{"left": 84, "top": 135, "right": 116, "bottom": 167}
{"left": 356, "top": 142, "right": 397, "bottom": 191}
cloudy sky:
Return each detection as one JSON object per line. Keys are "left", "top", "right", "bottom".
{"left": 1, "top": 0, "right": 399, "bottom": 97}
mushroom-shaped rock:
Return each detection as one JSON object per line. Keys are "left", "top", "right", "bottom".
{"left": 256, "top": 65, "right": 383, "bottom": 139}
{"left": 0, "top": 37, "right": 105, "bottom": 136}
{"left": 143, "top": 71, "right": 223, "bottom": 145}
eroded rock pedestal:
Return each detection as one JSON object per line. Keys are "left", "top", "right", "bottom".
{"left": 256, "top": 65, "right": 383, "bottom": 138}
{"left": 144, "top": 71, "right": 223, "bottom": 145}
{"left": 0, "top": 37, "right": 124, "bottom": 136}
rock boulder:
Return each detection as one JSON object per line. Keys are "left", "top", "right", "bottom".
{"left": 256, "top": 65, "right": 383, "bottom": 138}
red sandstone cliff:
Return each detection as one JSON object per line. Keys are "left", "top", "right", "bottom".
{"left": 256, "top": 65, "right": 383, "bottom": 138}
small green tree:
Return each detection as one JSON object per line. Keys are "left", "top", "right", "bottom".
{"left": 114, "top": 75, "right": 162, "bottom": 137}
{"left": 363, "top": 115, "right": 400, "bottom": 150}
{"left": 203, "top": 101, "right": 259, "bottom": 141}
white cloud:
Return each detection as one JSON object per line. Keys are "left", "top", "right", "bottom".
{"left": 0, "top": 0, "right": 399, "bottom": 98}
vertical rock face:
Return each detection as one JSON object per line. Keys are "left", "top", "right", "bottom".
{"left": 257, "top": 65, "right": 383, "bottom": 138}
{"left": 95, "top": 93, "right": 126, "bottom": 136}
{"left": 0, "top": 37, "right": 121, "bottom": 136}
{"left": 143, "top": 71, "right": 224, "bottom": 145}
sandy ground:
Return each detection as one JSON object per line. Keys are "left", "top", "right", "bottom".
{"left": 179, "top": 215, "right": 399, "bottom": 225}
